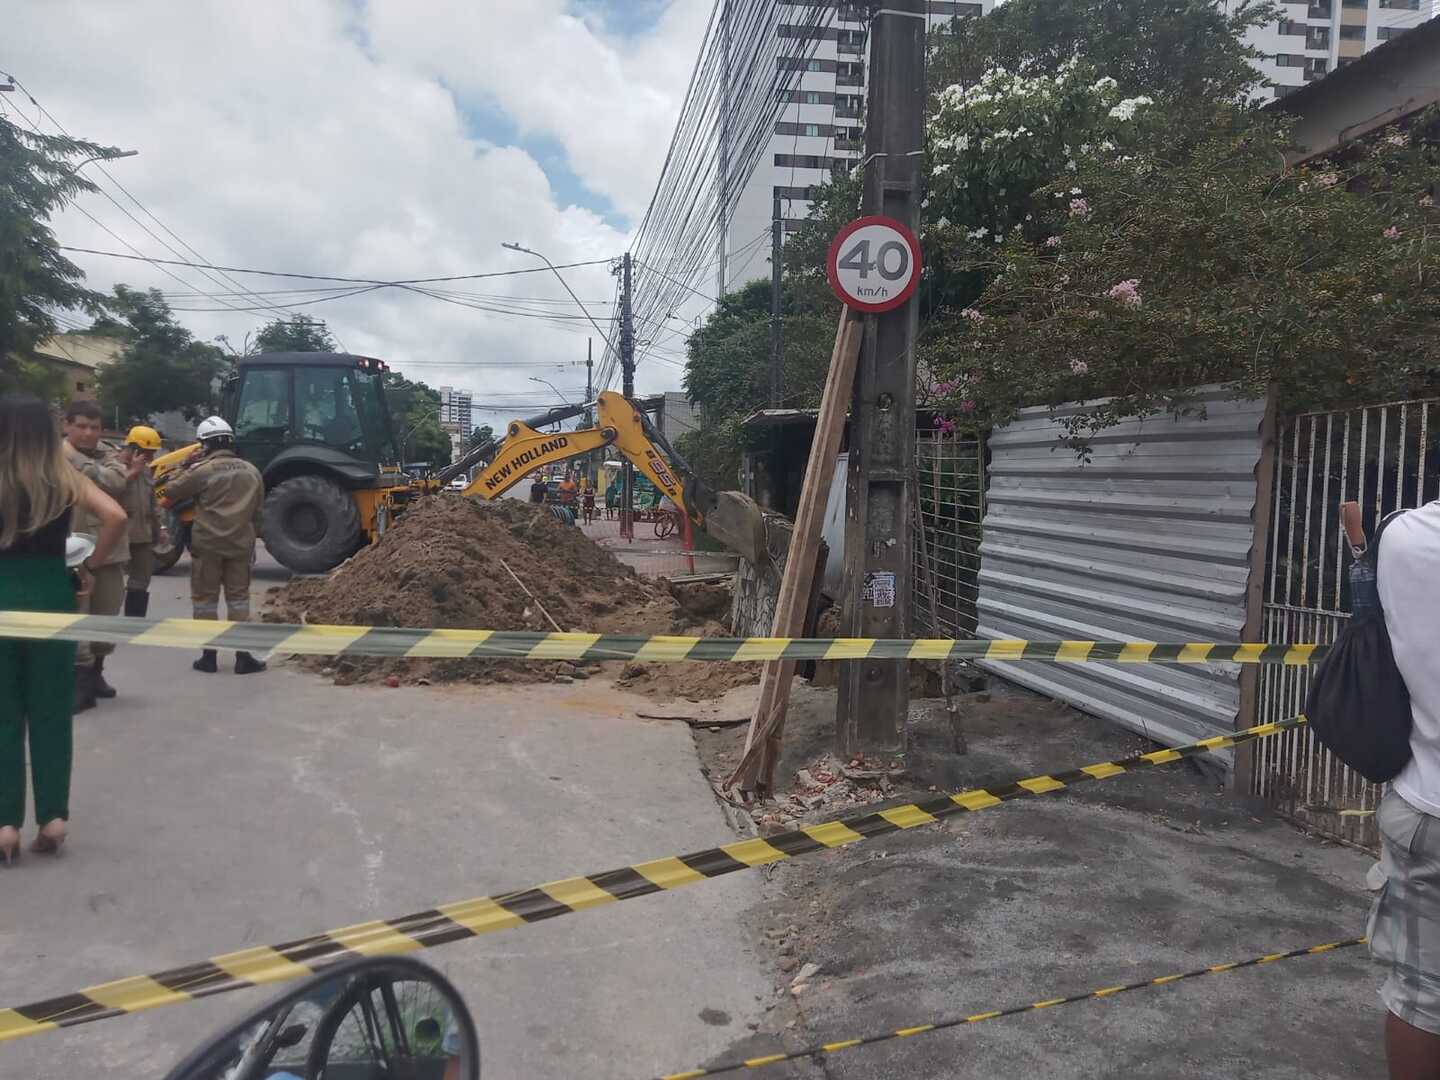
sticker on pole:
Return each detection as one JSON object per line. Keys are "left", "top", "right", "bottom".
{"left": 826, "top": 215, "right": 922, "bottom": 313}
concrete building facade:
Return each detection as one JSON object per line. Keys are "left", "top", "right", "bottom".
{"left": 720, "top": 1, "right": 995, "bottom": 294}
{"left": 1218, "top": 1, "right": 1435, "bottom": 100}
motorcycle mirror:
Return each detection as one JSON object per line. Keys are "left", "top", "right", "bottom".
{"left": 162, "top": 956, "right": 479, "bottom": 1080}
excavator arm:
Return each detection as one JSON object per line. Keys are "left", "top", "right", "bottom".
{"left": 456, "top": 391, "right": 768, "bottom": 565}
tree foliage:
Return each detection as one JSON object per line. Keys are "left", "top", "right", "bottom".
{"left": 252, "top": 314, "right": 337, "bottom": 354}
{"left": 91, "top": 285, "right": 226, "bottom": 424}
{"left": 678, "top": 279, "right": 834, "bottom": 487}
{"left": 383, "top": 371, "right": 452, "bottom": 467}
{"left": 926, "top": 112, "right": 1440, "bottom": 440}
{"left": 929, "top": 0, "right": 1278, "bottom": 109}
{"left": 0, "top": 113, "right": 112, "bottom": 395}
{"left": 467, "top": 423, "right": 495, "bottom": 448}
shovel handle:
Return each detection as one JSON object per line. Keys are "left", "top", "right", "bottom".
{"left": 1340, "top": 501, "right": 1366, "bottom": 554}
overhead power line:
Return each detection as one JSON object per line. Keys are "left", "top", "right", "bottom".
{"left": 57, "top": 245, "right": 616, "bottom": 286}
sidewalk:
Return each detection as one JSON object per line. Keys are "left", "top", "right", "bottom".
{"left": 580, "top": 513, "right": 740, "bottom": 579}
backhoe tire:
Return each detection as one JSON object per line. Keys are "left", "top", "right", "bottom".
{"left": 263, "top": 475, "right": 363, "bottom": 574}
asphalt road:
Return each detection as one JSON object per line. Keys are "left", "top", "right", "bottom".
{"left": 0, "top": 548, "right": 768, "bottom": 1078}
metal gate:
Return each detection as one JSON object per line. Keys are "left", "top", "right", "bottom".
{"left": 1251, "top": 398, "right": 1440, "bottom": 851}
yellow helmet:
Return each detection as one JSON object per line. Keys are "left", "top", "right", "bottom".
{"left": 125, "top": 425, "right": 163, "bottom": 451}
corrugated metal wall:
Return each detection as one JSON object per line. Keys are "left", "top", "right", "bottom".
{"left": 976, "top": 390, "right": 1267, "bottom": 752}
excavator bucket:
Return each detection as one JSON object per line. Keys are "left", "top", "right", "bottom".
{"left": 699, "top": 489, "right": 770, "bottom": 567}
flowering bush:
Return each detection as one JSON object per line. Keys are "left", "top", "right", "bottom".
{"left": 923, "top": 108, "right": 1440, "bottom": 440}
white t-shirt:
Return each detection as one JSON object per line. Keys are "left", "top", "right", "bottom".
{"left": 1379, "top": 500, "right": 1440, "bottom": 816}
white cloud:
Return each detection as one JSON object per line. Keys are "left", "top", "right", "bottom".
{"left": 7, "top": 0, "right": 707, "bottom": 415}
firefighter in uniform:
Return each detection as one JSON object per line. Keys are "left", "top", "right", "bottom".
{"left": 114, "top": 425, "right": 169, "bottom": 622}
{"left": 62, "top": 399, "right": 131, "bottom": 711}
{"left": 159, "top": 416, "right": 267, "bottom": 674}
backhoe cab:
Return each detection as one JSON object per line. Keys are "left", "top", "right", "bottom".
{"left": 152, "top": 352, "right": 415, "bottom": 574}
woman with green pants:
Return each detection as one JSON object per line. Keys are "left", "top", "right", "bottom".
{"left": 0, "top": 393, "right": 126, "bottom": 863}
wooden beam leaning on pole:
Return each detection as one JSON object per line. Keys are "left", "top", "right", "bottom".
{"left": 729, "top": 307, "right": 864, "bottom": 795}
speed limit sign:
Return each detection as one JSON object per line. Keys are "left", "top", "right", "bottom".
{"left": 826, "top": 215, "right": 922, "bottom": 313}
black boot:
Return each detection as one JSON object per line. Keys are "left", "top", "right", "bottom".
{"left": 234, "top": 651, "right": 267, "bottom": 675}
{"left": 193, "top": 649, "right": 218, "bottom": 674}
{"left": 123, "top": 590, "right": 149, "bottom": 618}
{"left": 73, "top": 668, "right": 97, "bottom": 714}
{"left": 93, "top": 656, "right": 117, "bottom": 699}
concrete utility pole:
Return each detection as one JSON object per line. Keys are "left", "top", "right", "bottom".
{"left": 620, "top": 252, "right": 636, "bottom": 539}
{"left": 585, "top": 337, "right": 597, "bottom": 490}
{"left": 770, "top": 193, "right": 783, "bottom": 406}
{"left": 836, "top": 0, "right": 925, "bottom": 759}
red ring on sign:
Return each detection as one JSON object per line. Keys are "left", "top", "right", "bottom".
{"left": 826, "top": 215, "right": 923, "bottom": 314}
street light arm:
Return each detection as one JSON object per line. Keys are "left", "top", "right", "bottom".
{"left": 502, "top": 242, "right": 612, "bottom": 344}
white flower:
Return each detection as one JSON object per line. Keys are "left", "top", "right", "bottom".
{"left": 1108, "top": 96, "right": 1154, "bottom": 122}
{"left": 936, "top": 216, "right": 950, "bottom": 229}
{"left": 1092, "top": 76, "right": 1118, "bottom": 92}
{"left": 933, "top": 163, "right": 951, "bottom": 175}
{"left": 1070, "top": 187, "right": 1082, "bottom": 195}
{"left": 1066, "top": 160, "right": 1078, "bottom": 172}
{"left": 957, "top": 134, "right": 970, "bottom": 152}
{"left": 966, "top": 226, "right": 989, "bottom": 241}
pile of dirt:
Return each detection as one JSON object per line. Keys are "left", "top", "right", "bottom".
{"left": 265, "top": 494, "right": 754, "bottom": 699}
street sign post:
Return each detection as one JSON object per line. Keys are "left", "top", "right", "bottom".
{"left": 825, "top": 215, "right": 921, "bottom": 314}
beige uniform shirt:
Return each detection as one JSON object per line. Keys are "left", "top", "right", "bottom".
{"left": 162, "top": 449, "right": 265, "bottom": 559}
{"left": 108, "top": 450, "right": 163, "bottom": 544}
{"left": 64, "top": 441, "right": 130, "bottom": 567}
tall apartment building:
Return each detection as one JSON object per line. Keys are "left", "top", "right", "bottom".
{"left": 720, "top": 1, "right": 995, "bottom": 293}
{"left": 1226, "top": 0, "right": 1434, "bottom": 99}
{"left": 438, "top": 385, "right": 473, "bottom": 436}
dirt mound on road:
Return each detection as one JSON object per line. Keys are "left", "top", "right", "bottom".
{"left": 265, "top": 495, "right": 751, "bottom": 699}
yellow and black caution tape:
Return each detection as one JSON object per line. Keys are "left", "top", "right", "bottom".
{"left": 0, "top": 716, "right": 1305, "bottom": 1044}
{"left": 655, "top": 937, "right": 1366, "bottom": 1078}
{"left": 0, "top": 611, "right": 1330, "bottom": 665}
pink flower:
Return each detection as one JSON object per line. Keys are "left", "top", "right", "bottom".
{"left": 1069, "top": 358, "right": 1089, "bottom": 376}
{"left": 1068, "top": 198, "right": 1091, "bottom": 219}
{"left": 1106, "top": 278, "right": 1142, "bottom": 307}
{"left": 1384, "top": 226, "right": 1402, "bottom": 239}
{"left": 934, "top": 378, "right": 960, "bottom": 396}
{"left": 958, "top": 400, "right": 977, "bottom": 414}
{"left": 936, "top": 417, "right": 958, "bottom": 435}
{"left": 961, "top": 307, "right": 986, "bottom": 322}
{"left": 1387, "top": 132, "right": 1409, "bottom": 148}
{"left": 1043, "top": 235, "right": 1062, "bottom": 249}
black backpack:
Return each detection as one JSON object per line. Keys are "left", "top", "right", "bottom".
{"left": 1304, "top": 512, "right": 1413, "bottom": 784}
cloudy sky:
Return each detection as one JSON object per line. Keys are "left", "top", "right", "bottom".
{"left": 8, "top": 0, "right": 713, "bottom": 417}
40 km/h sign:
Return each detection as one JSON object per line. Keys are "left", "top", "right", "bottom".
{"left": 826, "top": 215, "right": 922, "bottom": 313}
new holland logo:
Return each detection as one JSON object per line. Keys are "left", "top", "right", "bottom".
{"left": 482, "top": 436, "right": 570, "bottom": 492}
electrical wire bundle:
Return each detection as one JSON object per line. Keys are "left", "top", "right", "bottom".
{"left": 595, "top": 0, "right": 840, "bottom": 389}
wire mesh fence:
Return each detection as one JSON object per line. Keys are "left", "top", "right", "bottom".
{"left": 912, "top": 427, "right": 986, "bottom": 639}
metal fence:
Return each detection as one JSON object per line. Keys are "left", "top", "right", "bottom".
{"left": 912, "top": 428, "right": 985, "bottom": 638}
{"left": 1251, "top": 398, "right": 1440, "bottom": 851}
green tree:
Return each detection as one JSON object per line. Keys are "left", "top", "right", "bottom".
{"left": 0, "top": 113, "right": 113, "bottom": 396}
{"left": 252, "top": 314, "right": 337, "bottom": 353}
{"left": 383, "top": 371, "right": 451, "bottom": 467}
{"left": 467, "top": 423, "right": 495, "bottom": 448}
{"left": 92, "top": 285, "right": 226, "bottom": 424}
{"left": 929, "top": 0, "right": 1278, "bottom": 110}
{"left": 925, "top": 111, "right": 1440, "bottom": 440}
{"left": 679, "top": 279, "right": 834, "bottom": 487}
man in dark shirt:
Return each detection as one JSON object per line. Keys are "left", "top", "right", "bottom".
{"left": 529, "top": 473, "right": 548, "bottom": 504}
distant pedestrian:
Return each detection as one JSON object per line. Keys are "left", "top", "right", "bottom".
{"left": 1370, "top": 498, "right": 1440, "bottom": 1079}
{"left": 581, "top": 485, "right": 596, "bottom": 525}
{"left": 529, "top": 472, "right": 548, "bottom": 504}
{"left": 114, "top": 425, "right": 168, "bottom": 623}
{"left": 0, "top": 393, "right": 127, "bottom": 862}
{"left": 557, "top": 472, "right": 579, "bottom": 507}
{"left": 62, "top": 399, "right": 130, "bottom": 711}
{"left": 159, "top": 416, "right": 267, "bottom": 675}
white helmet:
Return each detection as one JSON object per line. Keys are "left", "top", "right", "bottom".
{"left": 196, "top": 416, "right": 234, "bottom": 442}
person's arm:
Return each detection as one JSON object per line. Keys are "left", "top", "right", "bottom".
{"left": 159, "top": 462, "right": 204, "bottom": 508}
{"left": 76, "top": 477, "right": 128, "bottom": 594}
{"left": 92, "top": 453, "right": 130, "bottom": 498}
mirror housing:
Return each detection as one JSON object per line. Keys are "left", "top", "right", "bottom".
{"left": 163, "top": 956, "right": 479, "bottom": 1080}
